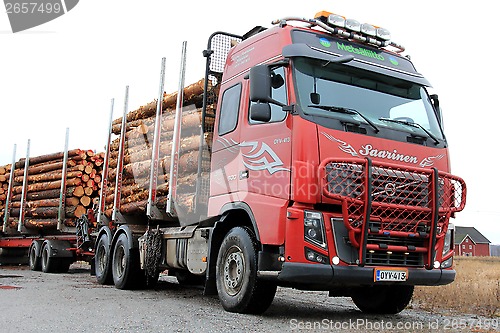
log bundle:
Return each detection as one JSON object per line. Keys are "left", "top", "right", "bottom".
{"left": 0, "top": 149, "right": 104, "bottom": 230}
{"left": 103, "top": 78, "right": 214, "bottom": 218}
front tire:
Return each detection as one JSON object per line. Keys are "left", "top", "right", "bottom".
{"left": 216, "top": 227, "right": 276, "bottom": 314}
{"left": 351, "top": 285, "right": 414, "bottom": 314}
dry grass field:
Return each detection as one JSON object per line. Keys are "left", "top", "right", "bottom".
{"left": 412, "top": 256, "right": 500, "bottom": 317}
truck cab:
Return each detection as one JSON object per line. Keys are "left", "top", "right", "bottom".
{"left": 204, "top": 11, "right": 466, "bottom": 314}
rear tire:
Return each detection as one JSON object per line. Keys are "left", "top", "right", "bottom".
{"left": 351, "top": 285, "right": 414, "bottom": 314}
{"left": 41, "top": 243, "right": 57, "bottom": 273}
{"left": 29, "top": 240, "right": 43, "bottom": 271}
{"left": 216, "top": 227, "right": 277, "bottom": 314}
{"left": 95, "top": 233, "right": 113, "bottom": 285}
{"left": 112, "top": 233, "right": 141, "bottom": 289}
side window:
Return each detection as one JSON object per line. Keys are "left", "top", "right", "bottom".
{"left": 249, "top": 67, "right": 287, "bottom": 124}
{"left": 218, "top": 84, "right": 242, "bottom": 136}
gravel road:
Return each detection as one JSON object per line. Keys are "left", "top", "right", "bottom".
{"left": 0, "top": 264, "right": 497, "bottom": 333}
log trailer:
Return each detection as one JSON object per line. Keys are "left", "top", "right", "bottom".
{"left": 0, "top": 10, "right": 467, "bottom": 315}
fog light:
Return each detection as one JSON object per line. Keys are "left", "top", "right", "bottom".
{"left": 332, "top": 256, "right": 340, "bottom": 265}
{"left": 305, "top": 248, "right": 328, "bottom": 264}
{"left": 433, "top": 261, "right": 441, "bottom": 269}
{"left": 441, "top": 257, "right": 453, "bottom": 269}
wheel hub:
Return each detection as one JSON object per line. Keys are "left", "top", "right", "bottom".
{"left": 223, "top": 249, "right": 244, "bottom": 296}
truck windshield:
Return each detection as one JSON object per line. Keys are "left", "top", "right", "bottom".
{"left": 292, "top": 57, "right": 444, "bottom": 140}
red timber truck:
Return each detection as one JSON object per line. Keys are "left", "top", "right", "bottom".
{"left": 3, "top": 10, "right": 467, "bottom": 315}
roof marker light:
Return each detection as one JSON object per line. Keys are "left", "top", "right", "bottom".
{"left": 345, "top": 19, "right": 361, "bottom": 32}
{"left": 376, "top": 27, "right": 391, "bottom": 41}
{"left": 361, "top": 23, "right": 376, "bottom": 37}
{"left": 328, "top": 14, "right": 345, "bottom": 28}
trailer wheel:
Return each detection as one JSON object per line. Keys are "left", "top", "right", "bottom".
{"left": 95, "top": 234, "right": 113, "bottom": 285}
{"left": 216, "top": 227, "right": 276, "bottom": 314}
{"left": 41, "top": 242, "right": 57, "bottom": 273}
{"left": 112, "top": 233, "right": 141, "bottom": 289}
{"left": 29, "top": 240, "right": 43, "bottom": 271}
{"left": 351, "top": 285, "right": 414, "bottom": 314}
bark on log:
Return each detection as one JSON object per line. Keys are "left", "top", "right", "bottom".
{"left": 11, "top": 186, "right": 78, "bottom": 202}
{"left": 11, "top": 197, "right": 80, "bottom": 208}
{"left": 112, "top": 79, "right": 206, "bottom": 129}
{"left": 10, "top": 205, "right": 80, "bottom": 218}
{"left": 15, "top": 149, "right": 82, "bottom": 168}
{"left": 12, "top": 177, "right": 82, "bottom": 195}
{"left": 13, "top": 170, "right": 82, "bottom": 184}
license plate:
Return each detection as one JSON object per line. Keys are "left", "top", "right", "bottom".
{"left": 374, "top": 268, "right": 408, "bottom": 282}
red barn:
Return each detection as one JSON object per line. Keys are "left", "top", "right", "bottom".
{"left": 454, "top": 226, "right": 491, "bottom": 256}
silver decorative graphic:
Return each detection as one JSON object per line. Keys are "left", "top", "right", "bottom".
{"left": 419, "top": 154, "right": 445, "bottom": 168}
{"left": 216, "top": 138, "right": 290, "bottom": 175}
{"left": 4, "top": 0, "right": 79, "bottom": 33}
{"left": 239, "top": 141, "right": 290, "bottom": 174}
{"left": 321, "top": 132, "right": 359, "bottom": 157}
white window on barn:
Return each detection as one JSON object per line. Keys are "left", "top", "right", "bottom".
{"left": 465, "top": 239, "right": 469, "bottom": 243}
{"left": 462, "top": 245, "right": 465, "bottom": 249}
{"left": 469, "top": 245, "right": 472, "bottom": 249}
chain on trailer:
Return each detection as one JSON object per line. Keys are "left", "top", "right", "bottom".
{"left": 195, "top": 32, "right": 242, "bottom": 212}
{"left": 144, "top": 226, "right": 163, "bottom": 277}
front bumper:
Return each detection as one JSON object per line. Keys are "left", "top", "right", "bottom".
{"left": 278, "top": 262, "right": 455, "bottom": 287}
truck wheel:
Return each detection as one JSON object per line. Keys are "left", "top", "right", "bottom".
{"left": 95, "top": 234, "right": 113, "bottom": 285}
{"left": 216, "top": 227, "right": 277, "bottom": 314}
{"left": 112, "top": 233, "right": 141, "bottom": 289}
{"left": 29, "top": 240, "right": 43, "bottom": 271}
{"left": 351, "top": 285, "right": 414, "bottom": 314}
{"left": 41, "top": 242, "right": 57, "bottom": 273}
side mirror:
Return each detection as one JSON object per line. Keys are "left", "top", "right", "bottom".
{"left": 250, "top": 65, "right": 272, "bottom": 103}
{"left": 430, "top": 94, "right": 443, "bottom": 126}
{"left": 250, "top": 102, "right": 272, "bottom": 122}
{"left": 249, "top": 65, "right": 285, "bottom": 106}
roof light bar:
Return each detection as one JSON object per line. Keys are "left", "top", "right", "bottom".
{"left": 310, "top": 10, "right": 402, "bottom": 51}
{"left": 272, "top": 11, "right": 405, "bottom": 52}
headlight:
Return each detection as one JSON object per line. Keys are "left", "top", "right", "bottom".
{"left": 442, "top": 224, "right": 454, "bottom": 257}
{"left": 304, "top": 211, "right": 327, "bottom": 249}
{"left": 441, "top": 224, "right": 454, "bottom": 268}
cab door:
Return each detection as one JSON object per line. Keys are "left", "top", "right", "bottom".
{"left": 211, "top": 82, "right": 244, "bottom": 197}
{"left": 238, "top": 66, "right": 292, "bottom": 200}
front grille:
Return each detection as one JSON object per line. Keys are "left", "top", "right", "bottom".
{"left": 366, "top": 250, "right": 424, "bottom": 267}
{"left": 371, "top": 167, "right": 429, "bottom": 207}
{"left": 321, "top": 158, "right": 467, "bottom": 267}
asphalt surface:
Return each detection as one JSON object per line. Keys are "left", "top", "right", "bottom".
{"left": 0, "top": 264, "right": 497, "bottom": 333}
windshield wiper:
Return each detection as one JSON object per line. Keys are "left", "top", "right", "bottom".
{"left": 379, "top": 118, "right": 440, "bottom": 145}
{"left": 308, "top": 105, "right": 379, "bottom": 133}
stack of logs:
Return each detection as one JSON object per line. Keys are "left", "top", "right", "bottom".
{"left": 0, "top": 149, "right": 104, "bottom": 230}
{"left": 103, "top": 78, "right": 214, "bottom": 218}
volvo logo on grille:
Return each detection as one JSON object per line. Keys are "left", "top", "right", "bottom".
{"left": 384, "top": 183, "right": 397, "bottom": 197}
